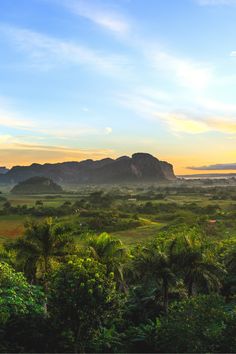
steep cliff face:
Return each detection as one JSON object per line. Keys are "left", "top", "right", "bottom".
{"left": 0, "top": 153, "right": 176, "bottom": 184}
{"left": 130, "top": 153, "right": 166, "bottom": 180}
{"left": 160, "top": 160, "right": 176, "bottom": 180}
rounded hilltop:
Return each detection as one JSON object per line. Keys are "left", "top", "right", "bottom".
{"left": 11, "top": 176, "right": 63, "bottom": 194}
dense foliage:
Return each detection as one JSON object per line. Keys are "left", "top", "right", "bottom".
{"left": 1, "top": 182, "right": 236, "bottom": 352}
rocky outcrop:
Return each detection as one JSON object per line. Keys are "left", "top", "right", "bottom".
{"left": 11, "top": 177, "right": 63, "bottom": 194}
{"left": 0, "top": 153, "right": 176, "bottom": 185}
{"left": 159, "top": 160, "right": 176, "bottom": 180}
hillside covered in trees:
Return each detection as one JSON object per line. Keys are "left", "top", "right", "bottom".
{"left": 11, "top": 177, "right": 63, "bottom": 195}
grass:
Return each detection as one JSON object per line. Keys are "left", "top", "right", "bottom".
{"left": 112, "top": 222, "right": 164, "bottom": 245}
{"left": 0, "top": 215, "right": 27, "bottom": 239}
{"left": 1, "top": 188, "right": 236, "bottom": 246}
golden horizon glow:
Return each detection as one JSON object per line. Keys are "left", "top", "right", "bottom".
{"left": 2, "top": 144, "right": 236, "bottom": 176}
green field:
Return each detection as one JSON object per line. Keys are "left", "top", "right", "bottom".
{"left": 0, "top": 215, "right": 27, "bottom": 241}
{"left": 112, "top": 222, "right": 164, "bottom": 244}
{"left": 1, "top": 182, "right": 236, "bottom": 245}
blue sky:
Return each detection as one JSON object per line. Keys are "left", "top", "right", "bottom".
{"left": 1, "top": 0, "right": 236, "bottom": 173}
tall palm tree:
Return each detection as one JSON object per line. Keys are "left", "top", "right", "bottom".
{"left": 8, "top": 218, "right": 74, "bottom": 283}
{"left": 221, "top": 246, "right": 236, "bottom": 298}
{"left": 87, "top": 232, "right": 128, "bottom": 289}
{"left": 171, "top": 234, "right": 224, "bottom": 297}
{"left": 132, "top": 242, "right": 177, "bottom": 314}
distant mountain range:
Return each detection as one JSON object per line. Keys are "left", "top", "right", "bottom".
{"left": 0, "top": 153, "right": 176, "bottom": 184}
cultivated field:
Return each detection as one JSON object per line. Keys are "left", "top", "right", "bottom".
{"left": 1, "top": 179, "right": 236, "bottom": 245}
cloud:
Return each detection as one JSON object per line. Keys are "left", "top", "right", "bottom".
{"left": 119, "top": 92, "right": 208, "bottom": 133}
{"left": 0, "top": 135, "right": 18, "bottom": 144}
{"left": 198, "top": 98, "right": 236, "bottom": 113}
{"left": 156, "top": 113, "right": 236, "bottom": 134}
{"left": 56, "top": 0, "right": 215, "bottom": 92}
{"left": 63, "top": 0, "right": 129, "bottom": 34}
{"left": 0, "top": 141, "right": 116, "bottom": 168}
{"left": 0, "top": 25, "right": 128, "bottom": 75}
{"left": 150, "top": 51, "right": 213, "bottom": 91}
{"left": 0, "top": 107, "right": 35, "bottom": 131}
{"left": 119, "top": 90, "right": 236, "bottom": 134}
{"left": 0, "top": 131, "right": 116, "bottom": 168}
{"left": 196, "top": 0, "right": 236, "bottom": 5}
{"left": 0, "top": 100, "right": 115, "bottom": 140}
{"left": 39, "top": 124, "right": 114, "bottom": 139}
{"left": 105, "top": 127, "right": 112, "bottom": 134}
{"left": 55, "top": 0, "right": 214, "bottom": 92}
{"left": 154, "top": 112, "right": 210, "bottom": 133}
{"left": 187, "top": 163, "right": 236, "bottom": 170}
{"left": 207, "top": 117, "right": 236, "bottom": 133}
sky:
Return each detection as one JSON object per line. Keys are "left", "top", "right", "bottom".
{"left": 1, "top": 0, "right": 236, "bottom": 174}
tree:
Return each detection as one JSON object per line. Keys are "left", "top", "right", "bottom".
{"left": 0, "top": 262, "right": 44, "bottom": 324}
{"left": 87, "top": 233, "right": 128, "bottom": 290}
{"left": 156, "top": 295, "right": 233, "bottom": 353}
{"left": 89, "top": 191, "right": 113, "bottom": 208}
{"left": 48, "top": 257, "right": 119, "bottom": 353}
{"left": 221, "top": 239, "right": 236, "bottom": 298}
{"left": 3, "top": 201, "right": 12, "bottom": 213}
{"left": 35, "top": 200, "right": 44, "bottom": 207}
{"left": 132, "top": 241, "right": 177, "bottom": 314}
{"left": 8, "top": 218, "right": 74, "bottom": 283}
{"left": 171, "top": 233, "right": 224, "bottom": 296}
{"left": 0, "top": 262, "right": 46, "bottom": 352}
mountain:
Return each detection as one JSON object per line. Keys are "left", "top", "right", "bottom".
{"left": 0, "top": 167, "right": 9, "bottom": 174}
{"left": 0, "top": 153, "right": 176, "bottom": 185}
{"left": 11, "top": 177, "right": 63, "bottom": 194}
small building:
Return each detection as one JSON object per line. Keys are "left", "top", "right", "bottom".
{"left": 208, "top": 219, "right": 217, "bottom": 224}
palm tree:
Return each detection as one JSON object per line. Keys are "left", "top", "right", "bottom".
{"left": 9, "top": 218, "right": 74, "bottom": 283}
{"left": 86, "top": 232, "right": 128, "bottom": 289}
{"left": 132, "top": 242, "right": 177, "bottom": 314}
{"left": 172, "top": 234, "right": 224, "bottom": 297}
{"left": 221, "top": 246, "right": 236, "bottom": 298}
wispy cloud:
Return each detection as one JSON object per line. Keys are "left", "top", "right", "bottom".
{"left": 119, "top": 90, "right": 236, "bottom": 135}
{"left": 161, "top": 114, "right": 236, "bottom": 134}
{"left": 0, "top": 25, "right": 129, "bottom": 75}
{"left": 149, "top": 51, "right": 213, "bottom": 91}
{"left": 51, "top": 0, "right": 215, "bottom": 92}
{"left": 207, "top": 117, "right": 236, "bottom": 133}
{"left": 0, "top": 100, "right": 113, "bottom": 139}
{"left": 197, "top": 98, "right": 236, "bottom": 113}
{"left": 187, "top": 162, "right": 236, "bottom": 170}
{"left": 0, "top": 138, "right": 116, "bottom": 167}
{"left": 0, "top": 107, "right": 35, "bottom": 130}
{"left": 39, "top": 123, "right": 112, "bottom": 139}
{"left": 155, "top": 112, "right": 210, "bottom": 134}
{"left": 196, "top": 0, "right": 236, "bottom": 5}
{"left": 119, "top": 92, "right": 209, "bottom": 133}
{"left": 60, "top": 0, "right": 130, "bottom": 35}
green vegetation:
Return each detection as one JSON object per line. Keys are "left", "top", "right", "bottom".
{"left": 11, "top": 177, "right": 63, "bottom": 195}
{"left": 1, "top": 180, "right": 236, "bottom": 352}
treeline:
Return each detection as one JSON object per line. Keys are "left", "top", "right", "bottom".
{"left": 1, "top": 220, "right": 236, "bottom": 352}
